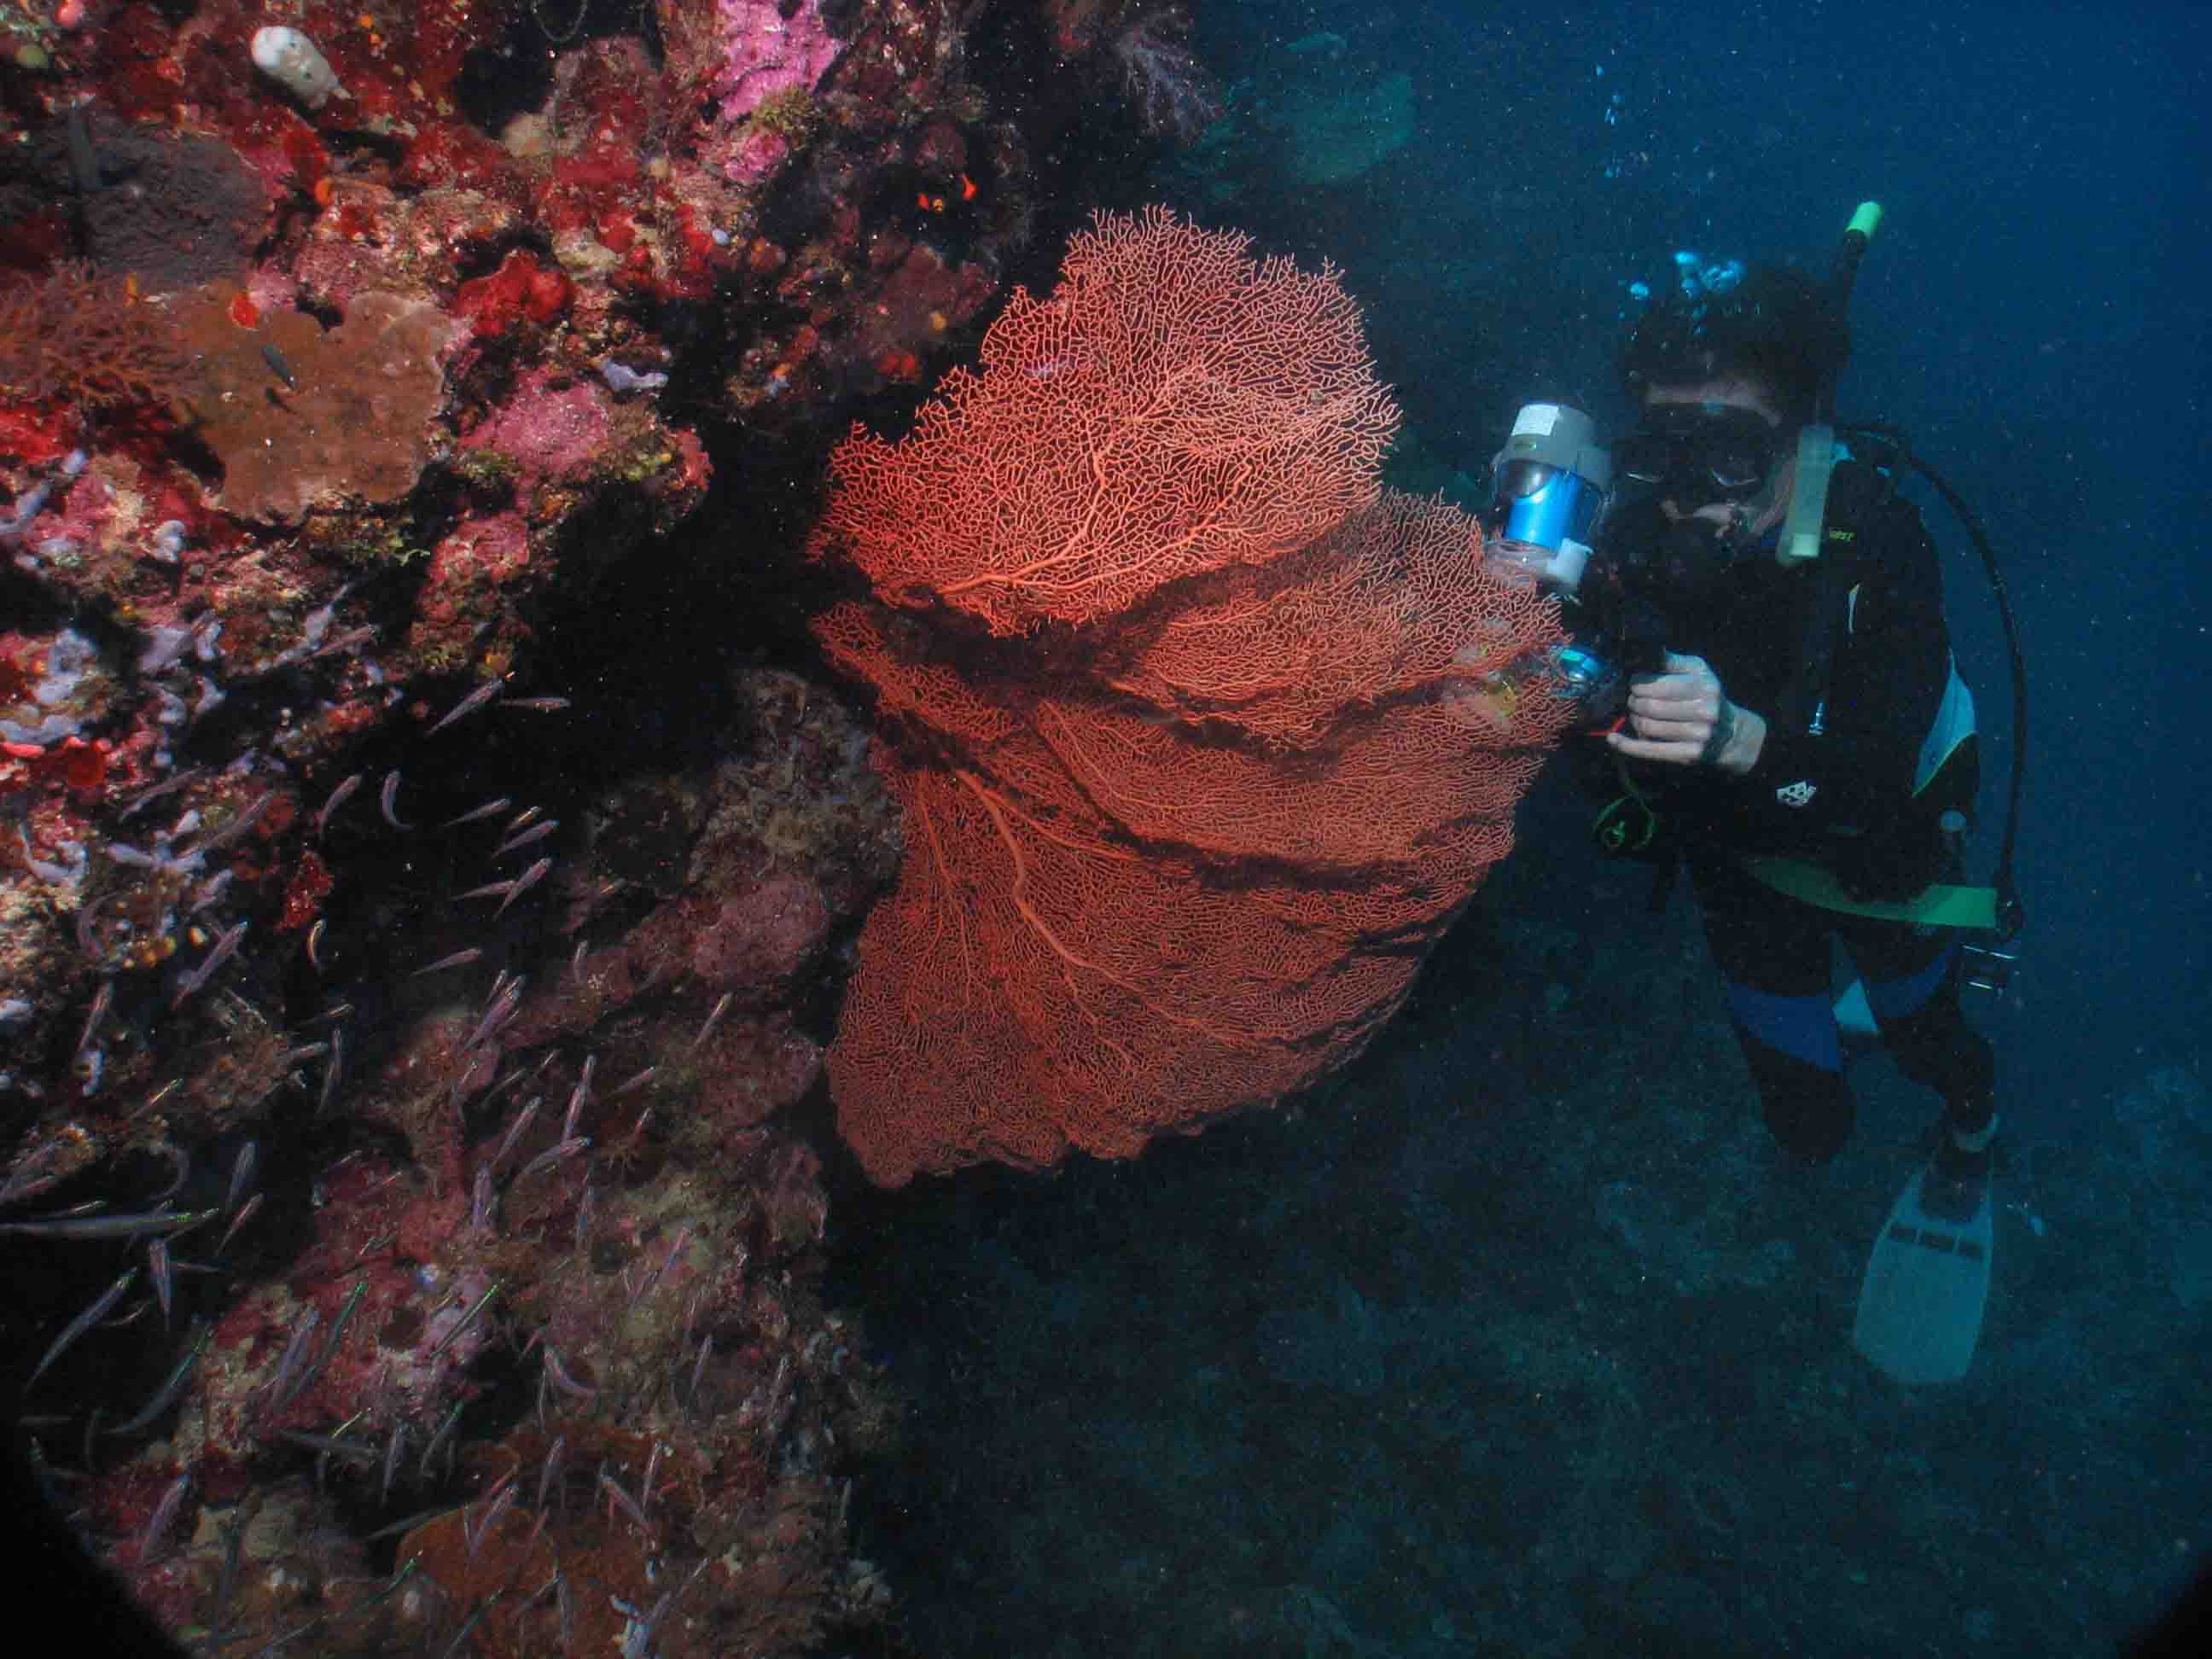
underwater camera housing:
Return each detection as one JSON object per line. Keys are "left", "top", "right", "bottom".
{"left": 1480, "top": 401, "right": 1664, "bottom": 728}
{"left": 1483, "top": 401, "right": 1610, "bottom": 593}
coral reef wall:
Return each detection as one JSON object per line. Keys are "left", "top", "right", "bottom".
{"left": 0, "top": 1, "right": 1224, "bottom": 1650}
{"left": 811, "top": 208, "right": 1570, "bottom": 1185}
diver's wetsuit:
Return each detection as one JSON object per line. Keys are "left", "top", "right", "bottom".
{"left": 1630, "top": 458, "right": 1994, "bottom": 1164}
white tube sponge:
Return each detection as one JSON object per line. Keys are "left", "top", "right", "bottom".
{"left": 250, "top": 26, "right": 343, "bottom": 110}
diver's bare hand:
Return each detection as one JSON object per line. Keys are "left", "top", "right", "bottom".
{"left": 1605, "top": 652, "right": 1766, "bottom": 774}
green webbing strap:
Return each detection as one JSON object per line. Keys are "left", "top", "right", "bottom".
{"left": 1740, "top": 855, "right": 1999, "bottom": 929}
{"left": 1593, "top": 793, "right": 1658, "bottom": 855}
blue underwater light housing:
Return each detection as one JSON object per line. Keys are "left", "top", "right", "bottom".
{"left": 1486, "top": 402, "right": 1611, "bottom": 595}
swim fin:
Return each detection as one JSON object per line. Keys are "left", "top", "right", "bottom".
{"left": 1832, "top": 976, "right": 1880, "bottom": 1063}
{"left": 1833, "top": 976, "right": 1877, "bottom": 1039}
{"left": 1852, "top": 1164, "right": 1993, "bottom": 1383}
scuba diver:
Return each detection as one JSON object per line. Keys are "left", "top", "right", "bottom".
{"left": 1485, "top": 207, "right": 2028, "bottom": 1382}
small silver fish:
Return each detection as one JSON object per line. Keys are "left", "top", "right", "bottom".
{"left": 314, "top": 772, "right": 364, "bottom": 838}
{"left": 427, "top": 679, "right": 505, "bottom": 736}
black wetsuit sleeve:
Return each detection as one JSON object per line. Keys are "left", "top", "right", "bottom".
{"left": 1723, "top": 495, "right": 1952, "bottom": 845}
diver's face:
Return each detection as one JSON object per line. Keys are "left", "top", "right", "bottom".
{"left": 1639, "top": 380, "right": 1789, "bottom": 530}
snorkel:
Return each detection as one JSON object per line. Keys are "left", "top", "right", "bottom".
{"left": 1777, "top": 201, "right": 1883, "bottom": 566}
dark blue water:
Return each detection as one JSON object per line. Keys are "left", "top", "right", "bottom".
{"left": 834, "top": 3, "right": 2210, "bottom": 1654}
{"left": 1241, "top": 0, "right": 2210, "bottom": 1118}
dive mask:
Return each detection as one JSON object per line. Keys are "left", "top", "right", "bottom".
{"left": 1615, "top": 403, "right": 1783, "bottom": 502}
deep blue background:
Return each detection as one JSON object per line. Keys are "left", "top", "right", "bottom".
{"left": 1201, "top": 0, "right": 2210, "bottom": 1143}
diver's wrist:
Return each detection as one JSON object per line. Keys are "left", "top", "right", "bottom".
{"left": 1712, "top": 703, "right": 1767, "bottom": 775}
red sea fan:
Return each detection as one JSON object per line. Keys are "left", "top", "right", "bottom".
{"left": 809, "top": 209, "right": 1568, "bottom": 1184}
